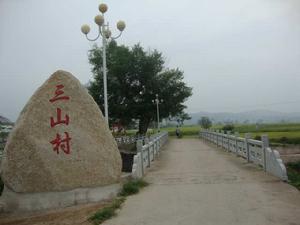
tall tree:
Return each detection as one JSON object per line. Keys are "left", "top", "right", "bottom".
{"left": 88, "top": 41, "right": 192, "bottom": 134}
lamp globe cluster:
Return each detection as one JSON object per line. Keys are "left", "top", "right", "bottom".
{"left": 80, "top": 3, "right": 126, "bottom": 125}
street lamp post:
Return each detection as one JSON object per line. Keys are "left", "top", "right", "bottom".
{"left": 81, "top": 3, "right": 126, "bottom": 126}
{"left": 152, "top": 94, "right": 163, "bottom": 132}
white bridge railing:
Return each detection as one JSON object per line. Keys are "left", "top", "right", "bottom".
{"left": 115, "top": 135, "right": 146, "bottom": 145}
{"left": 200, "top": 130, "right": 288, "bottom": 181}
{"left": 131, "top": 131, "right": 168, "bottom": 178}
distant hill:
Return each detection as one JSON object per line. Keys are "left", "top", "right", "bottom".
{"left": 0, "top": 115, "right": 12, "bottom": 124}
{"left": 186, "top": 110, "right": 300, "bottom": 125}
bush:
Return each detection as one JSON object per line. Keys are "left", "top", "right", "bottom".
{"left": 279, "top": 136, "right": 289, "bottom": 144}
{"left": 270, "top": 137, "right": 300, "bottom": 145}
{"left": 222, "top": 124, "right": 235, "bottom": 132}
{"left": 286, "top": 162, "right": 300, "bottom": 190}
{"left": 254, "top": 135, "right": 261, "bottom": 141}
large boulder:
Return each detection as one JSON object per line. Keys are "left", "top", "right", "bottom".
{"left": 0, "top": 70, "right": 122, "bottom": 193}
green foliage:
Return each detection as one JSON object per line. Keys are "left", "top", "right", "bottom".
{"left": 222, "top": 124, "right": 235, "bottom": 132}
{"left": 239, "top": 131, "right": 300, "bottom": 145}
{"left": 254, "top": 135, "right": 261, "bottom": 141}
{"left": 0, "top": 131, "right": 9, "bottom": 140}
{"left": 212, "top": 123, "right": 300, "bottom": 145}
{"left": 286, "top": 162, "right": 300, "bottom": 190}
{"left": 161, "top": 123, "right": 300, "bottom": 144}
{"left": 119, "top": 179, "right": 149, "bottom": 197}
{"left": 89, "top": 197, "right": 125, "bottom": 225}
{"left": 198, "top": 117, "right": 212, "bottom": 129}
{"left": 232, "top": 123, "right": 300, "bottom": 133}
{"left": 88, "top": 41, "right": 192, "bottom": 134}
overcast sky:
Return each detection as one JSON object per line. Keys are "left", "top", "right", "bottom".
{"left": 1, "top": 0, "right": 300, "bottom": 121}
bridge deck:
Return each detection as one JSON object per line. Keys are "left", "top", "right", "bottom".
{"left": 105, "top": 138, "right": 300, "bottom": 225}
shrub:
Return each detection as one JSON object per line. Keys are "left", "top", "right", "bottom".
{"left": 279, "top": 136, "right": 289, "bottom": 144}
{"left": 119, "top": 179, "right": 149, "bottom": 197}
{"left": 286, "top": 162, "right": 300, "bottom": 190}
{"left": 254, "top": 135, "right": 261, "bottom": 141}
{"left": 222, "top": 124, "right": 235, "bottom": 132}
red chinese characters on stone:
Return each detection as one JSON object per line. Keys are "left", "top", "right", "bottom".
{"left": 49, "top": 84, "right": 71, "bottom": 155}
{"left": 50, "top": 108, "right": 69, "bottom": 128}
{"left": 50, "top": 132, "right": 71, "bottom": 154}
{"left": 49, "top": 84, "right": 70, "bottom": 103}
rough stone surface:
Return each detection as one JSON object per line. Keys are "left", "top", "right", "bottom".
{"left": 0, "top": 70, "right": 122, "bottom": 193}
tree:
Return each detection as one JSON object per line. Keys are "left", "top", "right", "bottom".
{"left": 198, "top": 117, "right": 212, "bottom": 129}
{"left": 88, "top": 41, "right": 192, "bottom": 134}
{"left": 169, "top": 112, "right": 191, "bottom": 126}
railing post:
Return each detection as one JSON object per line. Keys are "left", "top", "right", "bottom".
{"left": 144, "top": 138, "right": 150, "bottom": 167}
{"left": 234, "top": 132, "right": 239, "bottom": 155}
{"left": 245, "top": 133, "right": 252, "bottom": 162}
{"left": 136, "top": 140, "right": 144, "bottom": 176}
{"left": 226, "top": 131, "right": 231, "bottom": 151}
{"left": 220, "top": 130, "right": 223, "bottom": 148}
{"left": 261, "top": 135, "right": 269, "bottom": 171}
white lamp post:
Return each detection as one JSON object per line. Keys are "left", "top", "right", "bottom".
{"left": 152, "top": 94, "right": 163, "bottom": 132}
{"left": 81, "top": 3, "right": 126, "bottom": 126}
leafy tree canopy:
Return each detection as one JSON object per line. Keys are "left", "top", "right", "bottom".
{"left": 88, "top": 41, "right": 192, "bottom": 134}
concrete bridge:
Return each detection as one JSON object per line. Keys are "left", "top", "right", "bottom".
{"left": 104, "top": 138, "right": 300, "bottom": 225}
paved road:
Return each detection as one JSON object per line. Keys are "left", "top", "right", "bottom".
{"left": 105, "top": 138, "right": 300, "bottom": 225}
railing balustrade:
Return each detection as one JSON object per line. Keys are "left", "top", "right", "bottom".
{"left": 200, "top": 130, "right": 288, "bottom": 181}
{"left": 131, "top": 131, "right": 168, "bottom": 178}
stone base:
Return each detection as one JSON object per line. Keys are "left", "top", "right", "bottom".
{"left": 0, "top": 183, "right": 121, "bottom": 212}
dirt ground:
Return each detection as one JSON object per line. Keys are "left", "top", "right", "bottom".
{"left": 0, "top": 200, "right": 111, "bottom": 225}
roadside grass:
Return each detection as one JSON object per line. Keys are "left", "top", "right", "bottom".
{"left": 89, "top": 179, "right": 148, "bottom": 225}
{"left": 119, "top": 179, "right": 149, "bottom": 197}
{"left": 89, "top": 197, "right": 125, "bottom": 225}
{"left": 286, "top": 162, "right": 300, "bottom": 190}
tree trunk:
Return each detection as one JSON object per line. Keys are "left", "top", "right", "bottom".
{"left": 138, "top": 117, "right": 151, "bottom": 135}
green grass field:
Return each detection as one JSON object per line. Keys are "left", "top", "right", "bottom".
{"left": 159, "top": 123, "right": 300, "bottom": 145}
{"left": 231, "top": 124, "right": 300, "bottom": 145}
{"left": 122, "top": 123, "right": 300, "bottom": 145}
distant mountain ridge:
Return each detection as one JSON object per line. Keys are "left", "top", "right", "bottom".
{"left": 186, "top": 110, "right": 300, "bottom": 125}
{"left": 0, "top": 115, "right": 12, "bottom": 124}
